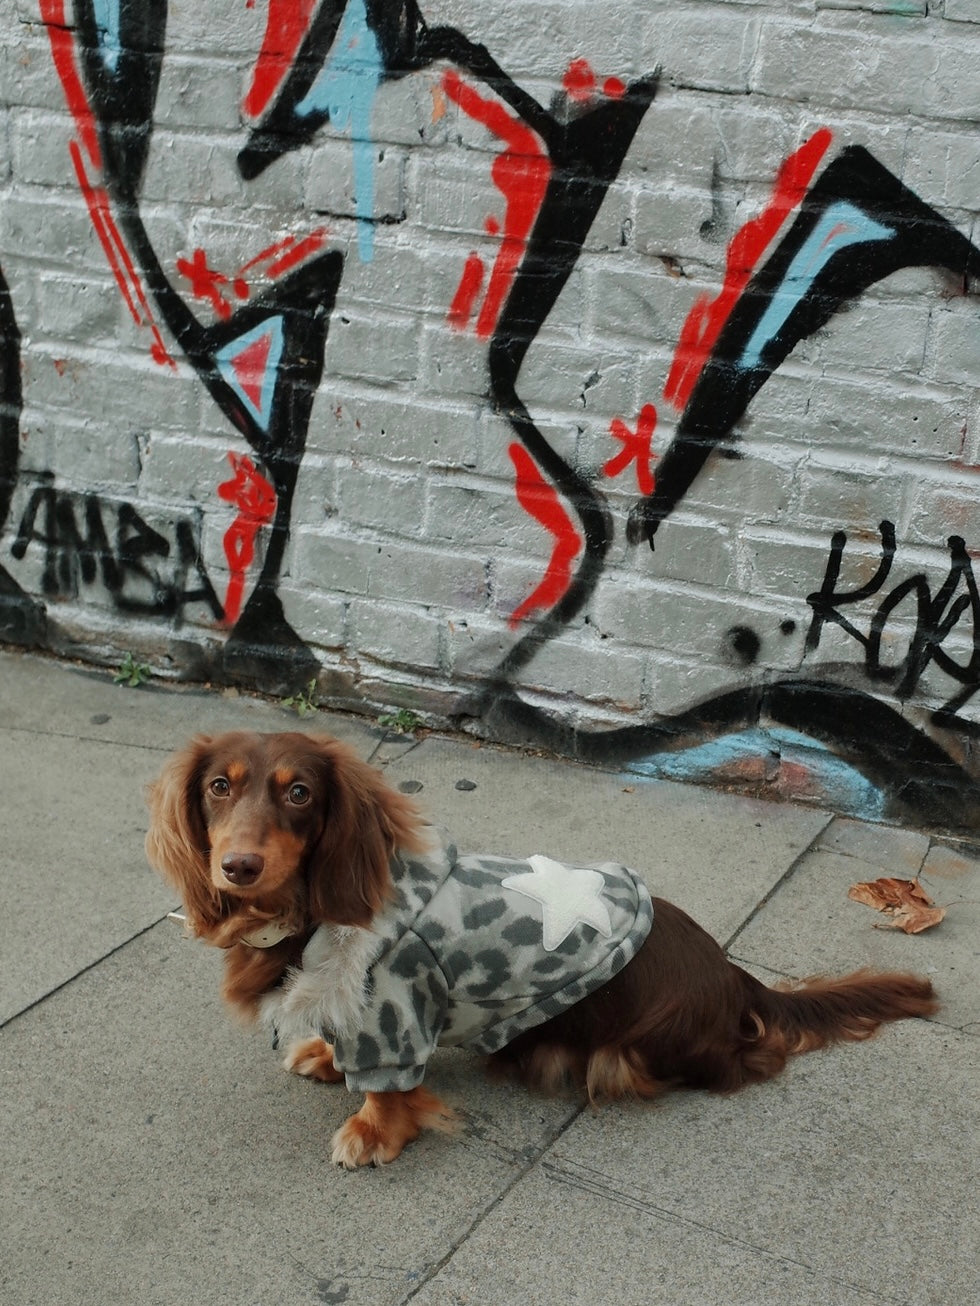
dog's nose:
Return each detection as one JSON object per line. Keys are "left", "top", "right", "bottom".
{"left": 221, "top": 852, "right": 265, "bottom": 886}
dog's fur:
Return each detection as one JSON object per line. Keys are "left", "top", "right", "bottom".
{"left": 146, "top": 730, "right": 938, "bottom": 1167}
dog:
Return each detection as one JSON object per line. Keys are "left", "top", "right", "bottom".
{"left": 145, "top": 729, "right": 938, "bottom": 1167}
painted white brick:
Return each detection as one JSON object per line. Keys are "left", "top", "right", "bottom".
{"left": 25, "top": 344, "right": 200, "bottom": 434}
{"left": 348, "top": 598, "right": 443, "bottom": 671}
{"left": 334, "top": 460, "right": 427, "bottom": 537}
{"left": 306, "top": 139, "right": 407, "bottom": 223}
{"left": 924, "top": 299, "right": 980, "bottom": 387}
{"left": 308, "top": 387, "right": 481, "bottom": 470}
{"left": 137, "top": 433, "right": 234, "bottom": 504}
{"left": 739, "top": 526, "right": 855, "bottom": 604}
{"left": 803, "top": 375, "right": 971, "bottom": 461}
{"left": 793, "top": 297, "right": 930, "bottom": 377}
{"left": 152, "top": 55, "right": 246, "bottom": 134}
{"left": 634, "top": 183, "right": 718, "bottom": 264}
{"left": 903, "top": 126, "right": 980, "bottom": 212}
{"left": 509, "top": 629, "right": 648, "bottom": 709}
{"left": 34, "top": 272, "right": 122, "bottom": 340}
{"left": 794, "top": 452, "right": 906, "bottom": 533}
{"left": 294, "top": 524, "right": 489, "bottom": 610}
{"left": 943, "top": 0, "right": 980, "bottom": 21}
{"left": 643, "top": 656, "right": 747, "bottom": 719}
{"left": 754, "top": 17, "right": 980, "bottom": 122}
{"left": 642, "top": 4, "right": 762, "bottom": 94}
{"left": 324, "top": 308, "right": 421, "bottom": 385}
{"left": 903, "top": 467, "right": 980, "bottom": 545}
{"left": 278, "top": 586, "right": 348, "bottom": 652}
{"left": 643, "top": 514, "right": 737, "bottom": 589}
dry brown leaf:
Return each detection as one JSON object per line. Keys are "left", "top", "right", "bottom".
{"left": 847, "top": 876, "right": 946, "bottom": 934}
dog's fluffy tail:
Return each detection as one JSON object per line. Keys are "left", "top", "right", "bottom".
{"left": 737, "top": 968, "right": 938, "bottom": 1085}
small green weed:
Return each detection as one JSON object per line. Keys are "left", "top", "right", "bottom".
{"left": 114, "top": 651, "right": 151, "bottom": 688}
{"left": 283, "top": 677, "right": 318, "bottom": 718}
{"left": 378, "top": 707, "right": 422, "bottom": 735}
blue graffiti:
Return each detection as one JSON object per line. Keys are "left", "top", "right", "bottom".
{"left": 740, "top": 201, "right": 894, "bottom": 370}
{"left": 629, "top": 726, "right": 887, "bottom": 822}
{"left": 296, "top": 0, "right": 383, "bottom": 262}
{"left": 91, "top": 0, "right": 122, "bottom": 72}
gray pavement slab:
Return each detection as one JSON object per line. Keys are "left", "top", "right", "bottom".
{"left": 730, "top": 816, "right": 980, "bottom": 1033}
{"left": 0, "top": 647, "right": 381, "bottom": 751}
{"left": 2, "top": 647, "right": 978, "bottom": 1306}
{"left": 411, "top": 1020, "right": 978, "bottom": 1306}
{"left": 0, "top": 919, "right": 577, "bottom": 1306}
{"left": 0, "top": 728, "right": 175, "bottom": 1022}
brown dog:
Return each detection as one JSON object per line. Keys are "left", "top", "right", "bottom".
{"left": 146, "top": 730, "right": 938, "bottom": 1167}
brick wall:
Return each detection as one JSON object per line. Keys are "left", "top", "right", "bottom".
{"left": 1, "top": 0, "right": 978, "bottom": 832}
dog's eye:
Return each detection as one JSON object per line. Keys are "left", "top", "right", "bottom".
{"left": 286, "top": 782, "right": 311, "bottom": 806}
{"left": 209, "top": 777, "right": 230, "bottom": 798}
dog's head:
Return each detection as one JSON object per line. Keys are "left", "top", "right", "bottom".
{"left": 145, "top": 730, "right": 426, "bottom": 943}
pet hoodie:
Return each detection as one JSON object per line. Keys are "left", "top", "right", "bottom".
{"left": 310, "top": 833, "right": 654, "bottom": 1093}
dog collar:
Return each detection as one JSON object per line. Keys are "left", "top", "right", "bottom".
{"left": 239, "top": 919, "right": 297, "bottom": 949}
{"left": 167, "top": 911, "right": 296, "bottom": 949}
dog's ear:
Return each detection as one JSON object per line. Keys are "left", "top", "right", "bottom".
{"left": 304, "top": 738, "right": 426, "bottom": 928}
{"left": 145, "top": 736, "right": 223, "bottom": 932}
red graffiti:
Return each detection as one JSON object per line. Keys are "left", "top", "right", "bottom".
{"left": 43, "top": 1, "right": 175, "bottom": 368}
{"left": 259, "top": 229, "right": 329, "bottom": 280}
{"left": 447, "top": 252, "right": 486, "bottom": 332}
{"left": 664, "top": 127, "right": 834, "bottom": 411}
{"left": 564, "top": 58, "right": 597, "bottom": 102}
{"left": 39, "top": 0, "right": 101, "bottom": 170}
{"left": 507, "top": 444, "right": 582, "bottom": 627}
{"left": 243, "top": 0, "right": 319, "bottom": 120}
{"left": 562, "top": 58, "right": 626, "bottom": 104}
{"left": 238, "top": 229, "right": 330, "bottom": 282}
{"left": 217, "top": 453, "right": 277, "bottom": 624}
{"left": 176, "top": 248, "right": 249, "bottom": 320}
{"left": 443, "top": 71, "right": 551, "bottom": 338}
{"left": 603, "top": 403, "right": 657, "bottom": 496}
{"left": 68, "top": 143, "right": 175, "bottom": 368}
{"left": 178, "top": 231, "right": 330, "bottom": 320}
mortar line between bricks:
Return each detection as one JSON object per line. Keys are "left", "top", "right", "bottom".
{"left": 0, "top": 911, "right": 177, "bottom": 1032}
{"left": 398, "top": 1103, "right": 589, "bottom": 1305}
{"left": 720, "top": 812, "right": 836, "bottom": 955}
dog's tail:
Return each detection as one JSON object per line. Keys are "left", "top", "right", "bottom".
{"left": 737, "top": 967, "right": 938, "bottom": 1086}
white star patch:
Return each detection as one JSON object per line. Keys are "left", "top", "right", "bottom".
{"left": 501, "top": 855, "right": 614, "bottom": 951}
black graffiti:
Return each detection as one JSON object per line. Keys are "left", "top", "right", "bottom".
{"left": 11, "top": 475, "right": 222, "bottom": 622}
{"left": 0, "top": 263, "right": 46, "bottom": 644}
{"left": 806, "top": 521, "right": 980, "bottom": 729}
{"left": 626, "top": 148, "right": 980, "bottom": 550}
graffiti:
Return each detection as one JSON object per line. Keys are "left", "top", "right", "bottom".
{"left": 218, "top": 455, "right": 278, "bottom": 628}
{"left": 603, "top": 405, "right": 658, "bottom": 498}
{"left": 0, "top": 2, "right": 976, "bottom": 832}
{"left": 628, "top": 143, "right": 980, "bottom": 550}
{"left": 506, "top": 444, "right": 582, "bottom": 629}
{"left": 0, "top": 264, "right": 45, "bottom": 646}
{"left": 442, "top": 68, "right": 552, "bottom": 340}
{"left": 806, "top": 522, "right": 980, "bottom": 730}
{"left": 11, "top": 475, "right": 222, "bottom": 622}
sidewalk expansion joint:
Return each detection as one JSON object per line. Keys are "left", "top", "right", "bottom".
{"left": 721, "top": 812, "right": 835, "bottom": 955}
{"left": 398, "top": 1103, "right": 588, "bottom": 1304}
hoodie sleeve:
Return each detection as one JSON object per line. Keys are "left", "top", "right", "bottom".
{"left": 330, "top": 931, "right": 450, "bottom": 1093}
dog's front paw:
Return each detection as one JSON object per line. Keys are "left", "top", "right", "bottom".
{"left": 331, "top": 1114, "right": 405, "bottom": 1168}
{"left": 283, "top": 1036, "right": 344, "bottom": 1083}
{"left": 330, "top": 1087, "right": 458, "bottom": 1168}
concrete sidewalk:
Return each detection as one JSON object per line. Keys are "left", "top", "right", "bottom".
{"left": 1, "top": 647, "right": 977, "bottom": 1306}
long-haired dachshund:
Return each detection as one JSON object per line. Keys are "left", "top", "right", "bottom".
{"left": 145, "top": 730, "right": 938, "bottom": 1168}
